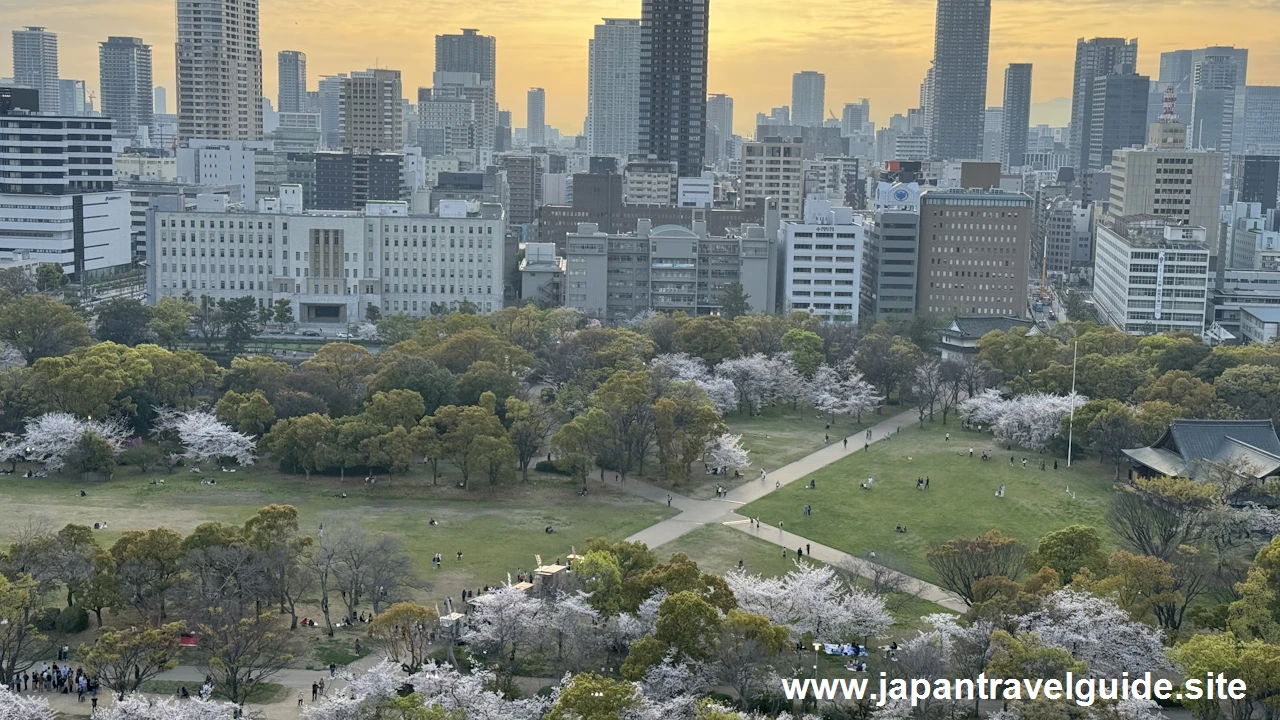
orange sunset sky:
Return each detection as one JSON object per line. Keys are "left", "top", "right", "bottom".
{"left": 2, "top": 0, "right": 1276, "bottom": 136}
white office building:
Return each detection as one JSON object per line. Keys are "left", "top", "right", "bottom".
{"left": 782, "top": 195, "right": 864, "bottom": 321}
{"left": 1094, "top": 215, "right": 1210, "bottom": 334}
{"left": 148, "top": 192, "right": 505, "bottom": 321}
{"left": 677, "top": 172, "right": 714, "bottom": 208}
{"left": 177, "top": 140, "right": 274, "bottom": 209}
{"left": 587, "top": 19, "right": 641, "bottom": 156}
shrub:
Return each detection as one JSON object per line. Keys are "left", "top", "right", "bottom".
{"left": 34, "top": 607, "right": 61, "bottom": 632}
{"left": 55, "top": 606, "right": 90, "bottom": 634}
{"left": 534, "top": 460, "right": 571, "bottom": 475}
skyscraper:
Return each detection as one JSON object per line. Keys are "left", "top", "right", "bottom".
{"left": 1188, "top": 49, "right": 1246, "bottom": 151}
{"left": 1069, "top": 37, "right": 1138, "bottom": 172}
{"left": 339, "top": 69, "right": 403, "bottom": 152}
{"left": 99, "top": 37, "right": 153, "bottom": 138}
{"left": 154, "top": 87, "right": 167, "bottom": 115}
{"left": 12, "top": 27, "right": 59, "bottom": 114}
{"left": 927, "top": 0, "right": 991, "bottom": 160}
{"left": 841, "top": 100, "right": 871, "bottom": 136}
{"left": 278, "top": 51, "right": 307, "bottom": 113}
{"left": 638, "top": 0, "right": 710, "bottom": 177}
{"left": 791, "top": 71, "right": 826, "bottom": 127}
{"left": 1001, "top": 63, "right": 1032, "bottom": 168}
{"left": 176, "top": 0, "right": 263, "bottom": 140}
{"left": 587, "top": 19, "right": 641, "bottom": 156}
{"left": 527, "top": 88, "right": 546, "bottom": 147}
{"left": 317, "top": 74, "right": 346, "bottom": 150}
{"left": 1160, "top": 46, "right": 1248, "bottom": 93}
{"left": 704, "top": 93, "right": 733, "bottom": 165}
{"left": 1088, "top": 71, "right": 1149, "bottom": 171}
{"left": 435, "top": 29, "right": 497, "bottom": 84}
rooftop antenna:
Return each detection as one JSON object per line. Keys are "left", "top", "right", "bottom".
{"left": 1158, "top": 85, "right": 1179, "bottom": 124}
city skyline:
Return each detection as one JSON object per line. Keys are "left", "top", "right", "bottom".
{"left": 2, "top": 0, "right": 1277, "bottom": 136}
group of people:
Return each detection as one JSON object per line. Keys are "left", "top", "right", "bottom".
{"left": 915, "top": 476, "right": 930, "bottom": 490}
{"left": 15, "top": 470, "right": 48, "bottom": 478}
{"left": 430, "top": 551, "right": 463, "bottom": 567}
{"left": 7, "top": 661, "right": 96, "bottom": 706}
{"left": 704, "top": 464, "right": 736, "bottom": 476}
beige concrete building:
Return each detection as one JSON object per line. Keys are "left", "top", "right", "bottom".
{"left": 917, "top": 188, "right": 1034, "bottom": 317}
{"left": 176, "top": 0, "right": 263, "bottom": 140}
{"left": 742, "top": 138, "right": 804, "bottom": 221}
{"left": 1106, "top": 145, "right": 1222, "bottom": 243}
{"left": 339, "top": 69, "right": 404, "bottom": 153}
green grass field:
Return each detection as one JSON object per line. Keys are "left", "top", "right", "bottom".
{"left": 0, "top": 462, "right": 675, "bottom": 612}
{"left": 724, "top": 405, "right": 872, "bottom": 473}
{"left": 739, "top": 422, "right": 1119, "bottom": 583}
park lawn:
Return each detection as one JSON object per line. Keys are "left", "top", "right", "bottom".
{"left": 0, "top": 462, "right": 675, "bottom": 614}
{"left": 724, "top": 405, "right": 871, "bottom": 473}
{"left": 662, "top": 523, "right": 954, "bottom": 635}
{"left": 738, "top": 422, "right": 1120, "bottom": 584}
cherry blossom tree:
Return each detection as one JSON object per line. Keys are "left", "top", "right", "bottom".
{"left": 992, "top": 393, "right": 1087, "bottom": 452}
{"left": 705, "top": 433, "right": 750, "bottom": 470}
{"left": 1015, "top": 588, "right": 1166, "bottom": 676}
{"left": 0, "top": 432, "right": 25, "bottom": 472}
{"left": 410, "top": 661, "right": 550, "bottom": 720}
{"left": 766, "top": 353, "right": 811, "bottom": 410}
{"left": 153, "top": 407, "right": 256, "bottom": 466}
{"left": 0, "top": 686, "right": 56, "bottom": 720}
{"left": 464, "top": 586, "right": 542, "bottom": 677}
{"left": 545, "top": 591, "right": 602, "bottom": 671}
{"left": 812, "top": 362, "right": 883, "bottom": 423}
{"left": 303, "top": 660, "right": 404, "bottom": 720}
{"left": 716, "top": 354, "right": 774, "bottom": 415}
{"left": 611, "top": 590, "right": 666, "bottom": 646}
{"left": 653, "top": 353, "right": 736, "bottom": 415}
{"left": 93, "top": 695, "right": 238, "bottom": 720}
{"left": 639, "top": 654, "right": 711, "bottom": 702}
{"left": 21, "top": 412, "right": 131, "bottom": 471}
{"left": 957, "top": 388, "right": 1005, "bottom": 427}
{"left": 726, "top": 563, "right": 891, "bottom": 641}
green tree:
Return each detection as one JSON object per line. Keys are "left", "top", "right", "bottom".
{"left": 35, "top": 262, "right": 68, "bottom": 291}
{"left": 94, "top": 298, "right": 153, "bottom": 346}
{"left": 548, "top": 672, "right": 641, "bottom": 720}
{"left": 370, "top": 602, "right": 439, "bottom": 671}
{"left": 219, "top": 296, "right": 260, "bottom": 353}
{"left": 504, "top": 397, "right": 554, "bottom": 482}
{"left": 216, "top": 390, "right": 276, "bottom": 436}
{"left": 423, "top": 397, "right": 507, "bottom": 489}
{"left": 1085, "top": 402, "right": 1146, "bottom": 478}
{"left": 714, "top": 609, "right": 790, "bottom": 709}
{"left": 1030, "top": 525, "right": 1107, "bottom": 581}
{"left": 361, "top": 426, "right": 416, "bottom": 481}
{"left": 1134, "top": 370, "right": 1219, "bottom": 418}
{"left": 195, "top": 610, "right": 295, "bottom": 705}
{"left": 719, "top": 282, "right": 752, "bottom": 320}
{"left": 655, "top": 590, "right": 722, "bottom": 662}
{"left": 369, "top": 346, "right": 457, "bottom": 415}
{"left": 424, "top": 329, "right": 532, "bottom": 375}
{"left": 674, "top": 316, "right": 741, "bottom": 366}
{"left": 926, "top": 530, "right": 1028, "bottom": 606}
{"left": 0, "top": 573, "right": 43, "bottom": 685}
{"left": 0, "top": 267, "right": 34, "bottom": 297}
{"left": 302, "top": 342, "right": 377, "bottom": 399}
{"left": 81, "top": 623, "right": 183, "bottom": 698}
{"left": 148, "top": 296, "right": 195, "bottom": 349}
{"left": 225, "top": 355, "right": 291, "bottom": 395}
{"left": 80, "top": 549, "right": 120, "bottom": 627}
{"left": 781, "top": 328, "right": 824, "bottom": 376}
{"left": 1216, "top": 364, "right": 1280, "bottom": 424}
{"left": 472, "top": 433, "right": 516, "bottom": 486}
{"left": 110, "top": 528, "right": 184, "bottom": 621}
{"left": 577, "top": 550, "right": 625, "bottom": 614}
{"left": 456, "top": 360, "right": 520, "bottom": 407}
{"left": 363, "top": 389, "right": 427, "bottom": 429}
{"left": 375, "top": 313, "right": 421, "bottom": 345}
{"left": 270, "top": 298, "right": 294, "bottom": 326}
{"left": 262, "top": 413, "right": 333, "bottom": 480}
{"left": 70, "top": 429, "right": 118, "bottom": 478}
{"left": 856, "top": 331, "right": 924, "bottom": 400}
{"left": 365, "top": 304, "right": 382, "bottom": 323}
{"left": 0, "top": 295, "right": 91, "bottom": 365}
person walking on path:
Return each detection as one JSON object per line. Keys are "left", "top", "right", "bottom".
{"left": 843, "top": 437, "right": 848, "bottom": 449}
{"left": 667, "top": 494, "right": 672, "bottom": 507}
{"left": 298, "top": 692, "right": 304, "bottom": 708}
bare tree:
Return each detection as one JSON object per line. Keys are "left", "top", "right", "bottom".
{"left": 364, "top": 536, "right": 418, "bottom": 615}
{"left": 195, "top": 609, "right": 296, "bottom": 705}
{"left": 332, "top": 525, "right": 376, "bottom": 623}
{"left": 836, "top": 555, "right": 922, "bottom": 613}
{"left": 307, "top": 541, "right": 341, "bottom": 638}
{"left": 925, "top": 531, "right": 1027, "bottom": 606}
{"left": 911, "top": 360, "right": 944, "bottom": 426}
{"left": 1106, "top": 490, "right": 1200, "bottom": 562}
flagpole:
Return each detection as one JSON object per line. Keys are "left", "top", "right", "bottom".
{"left": 1067, "top": 340, "right": 1078, "bottom": 468}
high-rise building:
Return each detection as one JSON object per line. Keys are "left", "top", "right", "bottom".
{"left": 176, "top": 0, "right": 263, "bottom": 140}
{"left": 99, "top": 37, "right": 153, "bottom": 139}
{"left": 154, "top": 87, "right": 167, "bottom": 115}
{"left": 527, "top": 88, "right": 546, "bottom": 147}
{"left": 791, "top": 71, "right": 826, "bottom": 127}
{"left": 741, "top": 138, "right": 804, "bottom": 221}
{"left": 1069, "top": 38, "right": 1138, "bottom": 172}
{"left": 1001, "top": 64, "right": 1032, "bottom": 168}
{"left": 1232, "top": 155, "right": 1280, "bottom": 212}
{"left": 587, "top": 19, "right": 641, "bottom": 156}
{"left": 926, "top": 0, "right": 991, "bottom": 160}
{"left": 339, "top": 69, "right": 403, "bottom": 153}
{"left": 841, "top": 100, "right": 871, "bottom": 137}
{"left": 431, "top": 71, "right": 497, "bottom": 151}
{"left": 1232, "top": 86, "right": 1280, "bottom": 156}
{"left": 704, "top": 92, "right": 734, "bottom": 165}
{"left": 1188, "top": 52, "right": 1241, "bottom": 151}
{"left": 862, "top": 182, "right": 921, "bottom": 320}
{"left": 638, "top": 0, "right": 710, "bottom": 177}
{"left": 435, "top": 29, "right": 496, "bottom": 84}
{"left": 58, "top": 79, "right": 86, "bottom": 116}
{"left": 1107, "top": 146, "right": 1223, "bottom": 236}
{"left": 278, "top": 51, "right": 307, "bottom": 113}
{"left": 12, "top": 27, "right": 59, "bottom": 114}
{"left": 313, "top": 151, "right": 403, "bottom": 210}
{"left": 1088, "top": 71, "right": 1149, "bottom": 171}
{"left": 783, "top": 196, "right": 863, "bottom": 321}
{"left": 1160, "top": 46, "right": 1248, "bottom": 93}
{"left": 317, "top": 74, "right": 346, "bottom": 150}
{"left": 917, "top": 188, "right": 1033, "bottom": 316}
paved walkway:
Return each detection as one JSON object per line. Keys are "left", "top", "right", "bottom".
{"left": 622, "top": 408, "right": 968, "bottom": 613}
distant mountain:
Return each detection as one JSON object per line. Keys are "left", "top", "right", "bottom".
{"left": 1030, "top": 97, "right": 1070, "bottom": 127}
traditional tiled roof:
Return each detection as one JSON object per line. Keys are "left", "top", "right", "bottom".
{"left": 1123, "top": 419, "right": 1280, "bottom": 480}
{"left": 940, "top": 315, "right": 1036, "bottom": 339}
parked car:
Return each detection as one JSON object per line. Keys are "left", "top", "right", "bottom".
{"left": 336, "top": 332, "right": 351, "bottom": 339}
{"left": 302, "top": 329, "right": 320, "bottom": 337}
